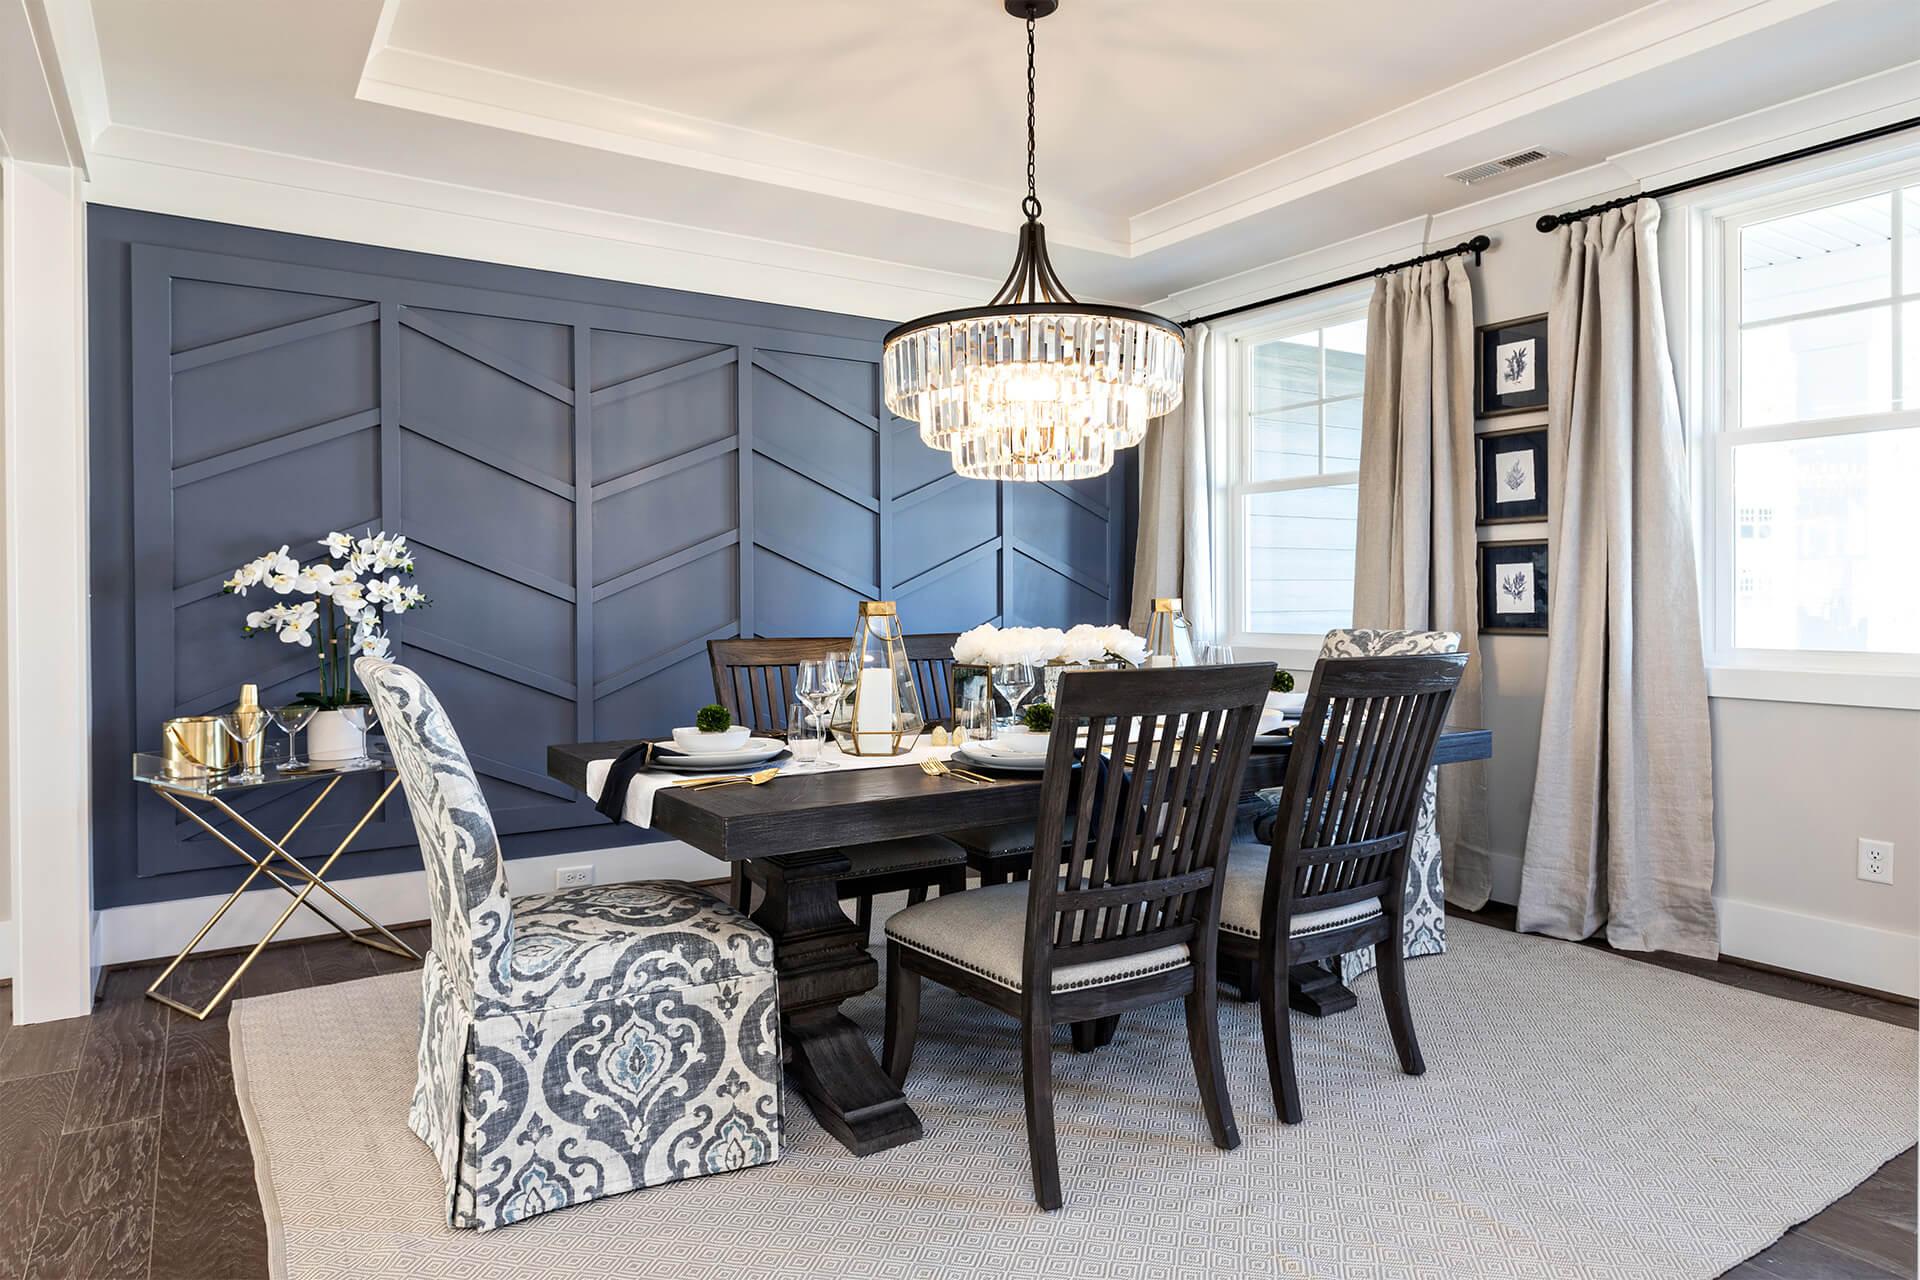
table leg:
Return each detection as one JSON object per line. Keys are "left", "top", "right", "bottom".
{"left": 1288, "top": 960, "right": 1359, "bottom": 1017}
{"left": 749, "top": 850, "right": 923, "bottom": 1156}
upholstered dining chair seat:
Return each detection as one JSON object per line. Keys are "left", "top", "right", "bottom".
{"left": 841, "top": 834, "right": 968, "bottom": 878}
{"left": 885, "top": 881, "right": 1191, "bottom": 994}
{"left": 1217, "top": 840, "right": 1385, "bottom": 941}
{"left": 495, "top": 881, "right": 767, "bottom": 1015}
{"left": 945, "top": 816, "right": 1077, "bottom": 854}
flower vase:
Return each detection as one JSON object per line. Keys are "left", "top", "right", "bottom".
{"left": 306, "top": 708, "right": 366, "bottom": 762}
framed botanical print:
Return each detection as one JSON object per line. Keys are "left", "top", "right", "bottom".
{"left": 1476, "top": 314, "right": 1548, "bottom": 417}
{"left": 1479, "top": 540, "right": 1548, "bottom": 634}
{"left": 1477, "top": 425, "right": 1549, "bottom": 524}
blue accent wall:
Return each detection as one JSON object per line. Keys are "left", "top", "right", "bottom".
{"left": 88, "top": 206, "right": 1136, "bottom": 908}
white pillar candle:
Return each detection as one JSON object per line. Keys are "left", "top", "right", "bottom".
{"left": 854, "top": 665, "right": 897, "bottom": 754}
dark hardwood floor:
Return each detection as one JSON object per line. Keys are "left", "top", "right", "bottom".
{"left": 0, "top": 908, "right": 1909, "bottom": 1279}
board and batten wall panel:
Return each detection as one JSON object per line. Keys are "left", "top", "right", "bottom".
{"left": 89, "top": 207, "right": 1134, "bottom": 908}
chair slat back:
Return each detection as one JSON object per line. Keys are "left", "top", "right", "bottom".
{"left": 1025, "top": 663, "right": 1273, "bottom": 985}
{"left": 1267, "top": 654, "right": 1467, "bottom": 916}
{"left": 708, "top": 633, "right": 961, "bottom": 733}
{"left": 905, "top": 633, "right": 959, "bottom": 723}
{"left": 707, "top": 637, "right": 845, "bottom": 734}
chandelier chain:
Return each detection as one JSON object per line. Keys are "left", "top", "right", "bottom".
{"left": 1023, "top": 15, "right": 1041, "bottom": 221}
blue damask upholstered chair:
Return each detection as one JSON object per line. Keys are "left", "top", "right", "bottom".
{"left": 357, "top": 658, "right": 783, "bottom": 1231}
{"left": 1238, "top": 628, "right": 1461, "bottom": 984}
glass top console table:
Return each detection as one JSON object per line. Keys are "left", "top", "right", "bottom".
{"left": 133, "top": 747, "right": 421, "bottom": 1019}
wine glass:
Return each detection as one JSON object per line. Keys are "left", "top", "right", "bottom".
{"left": 1198, "top": 643, "right": 1236, "bottom": 665}
{"left": 793, "top": 658, "right": 845, "bottom": 770}
{"left": 993, "top": 662, "right": 1036, "bottom": 732}
{"left": 784, "top": 701, "right": 830, "bottom": 771}
{"left": 269, "top": 704, "right": 318, "bottom": 771}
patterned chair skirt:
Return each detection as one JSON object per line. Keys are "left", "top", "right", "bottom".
{"left": 410, "top": 882, "right": 784, "bottom": 1231}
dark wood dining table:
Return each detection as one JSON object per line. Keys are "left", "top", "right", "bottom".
{"left": 548, "top": 727, "right": 1492, "bottom": 1157}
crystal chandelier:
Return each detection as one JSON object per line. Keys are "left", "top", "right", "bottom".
{"left": 882, "top": 0, "right": 1184, "bottom": 483}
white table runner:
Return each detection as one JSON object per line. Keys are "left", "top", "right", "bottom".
{"left": 585, "top": 737, "right": 968, "bottom": 829}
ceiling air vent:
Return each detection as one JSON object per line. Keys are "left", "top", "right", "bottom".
{"left": 1447, "top": 147, "right": 1560, "bottom": 186}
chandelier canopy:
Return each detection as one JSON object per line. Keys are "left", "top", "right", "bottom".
{"left": 882, "top": 0, "right": 1185, "bottom": 483}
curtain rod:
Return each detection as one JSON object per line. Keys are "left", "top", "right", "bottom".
{"left": 1181, "top": 235, "right": 1491, "bottom": 329}
{"left": 1536, "top": 113, "right": 1920, "bottom": 233}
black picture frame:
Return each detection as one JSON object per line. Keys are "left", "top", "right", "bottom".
{"left": 1477, "top": 425, "right": 1549, "bottom": 524}
{"left": 1479, "top": 541, "right": 1548, "bottom": 634}
{"left": 1476, "top": 314, "right": 1548, "bottom": 418}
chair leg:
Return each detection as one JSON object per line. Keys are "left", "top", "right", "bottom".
{"left": 1021, "top": 1014, "right": 1063, "bottom": 1211}
{"left": 1184, "top": 978, "right": 1240, "bottom": 1151}
{"left": 855, "top": 894, "right": 874, "bottom": 941}
{"left": 1259, "top": 942, "right": 1304, "bottom": 1124}
{"left": 882, "top": 946, "right": 921, "bottom": 1087}
{"left": 1377, "top": 935, "right": 1426, "bottom": 1077}
{"left": 730, "top": 863, "right": 752, "bottom": 914}
{"left": 905, "top": 885, "right": 928, "bottom": 907}
{"left": 977, "top": 862, "right": 1008, "bottom": 887}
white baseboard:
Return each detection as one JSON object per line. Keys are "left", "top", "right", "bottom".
{"left": 1717, "top": 897, "right": 1918, "bottom": 1000}
{"left": 1470, "top": 851, "right": 1914, "bottom": 999}
{"left": 92, "top": 841, "right": 720, "bottom": 969}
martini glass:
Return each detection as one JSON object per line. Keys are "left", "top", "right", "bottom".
{"left": 269, "top": 704, "right": 319, "bottom": 770}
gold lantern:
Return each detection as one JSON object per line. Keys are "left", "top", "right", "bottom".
{"left": 829, "top": 601, "right": 926, "bottom": 756}
{"left": 1145, "top": 597, "right": 1196, "bottom": 667}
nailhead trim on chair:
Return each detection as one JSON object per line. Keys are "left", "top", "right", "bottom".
{"left": 1220, "top": 900, "right": 1385, "bottom": 941}
{"left": 885, "top": 928, "right": 1193, "bottom": 994}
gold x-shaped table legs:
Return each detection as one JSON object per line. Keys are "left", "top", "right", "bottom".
{"left": 145, "top": 773, "right": 418, "bottom": 1020}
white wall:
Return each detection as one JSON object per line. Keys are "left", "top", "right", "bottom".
{"left": 1156, "top": 99, "right": 1920, "bottom": 996}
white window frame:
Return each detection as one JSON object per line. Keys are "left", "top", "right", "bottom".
{"left": 1675, "top": 145, "right": 1920, "bottom": 710}
{"left": 1214, "top": 287, "right": 1372, "bottom": 669}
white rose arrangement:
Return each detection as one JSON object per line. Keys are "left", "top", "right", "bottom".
{"left": 223, "top": 530, "right": 430, "bottom": 708}
{"left": 952, "top": 623, "right": 1147, "bottom": 668}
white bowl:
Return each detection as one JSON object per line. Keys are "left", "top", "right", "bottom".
{"left": 673, "top": 725, "right": 751, "bottom": 753}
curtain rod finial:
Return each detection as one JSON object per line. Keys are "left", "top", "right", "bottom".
{"left": 1535, "top": 214, "right": 1562, "bottom": 234}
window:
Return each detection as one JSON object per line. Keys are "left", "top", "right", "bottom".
{"left": 1706, "top": 168, "right": 1920, "bottom": 682}
{"left": 1221, "top": 299, "right": 1368, "bottom": 650}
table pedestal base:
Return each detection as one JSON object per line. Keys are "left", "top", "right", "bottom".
{"left": 1218, "top": 953, "right": 1359, "bottom": 1016}
{"left": 750, "top": 850, "right": 923, "bottom": 1156}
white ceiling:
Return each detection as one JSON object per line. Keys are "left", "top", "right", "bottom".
{"left": 76, "top": 0, "right": 1920, "bottom": 314}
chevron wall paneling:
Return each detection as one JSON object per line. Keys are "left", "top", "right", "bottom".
{"left": 89, "top": 208, "right": 1133, "bottom": 906}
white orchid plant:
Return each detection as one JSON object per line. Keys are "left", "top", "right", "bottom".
{"left": 223, "top": 530, "right": 429, "bottom": 708}
{"left": 952, "top": 623, "right": 1148, "bottom": 668}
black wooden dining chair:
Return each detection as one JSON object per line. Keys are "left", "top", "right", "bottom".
{"left": 706, "top": 636, "right": 968, "bottom": 930}
{"left": 1216, "top": 652, "right": 1467, "bottom": 1123}
{"left": 883, "top": 662, "right": 1273, "bottom": 1210}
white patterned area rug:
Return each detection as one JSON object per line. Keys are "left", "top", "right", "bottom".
{"left": 230, "top": 919, "right": 1915, "bottom": 1280}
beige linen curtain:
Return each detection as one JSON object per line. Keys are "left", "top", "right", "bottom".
{"left": 1130, "top": 323, "right": 1218, "bottom": 637}
{"left": 1518, "top": 202, "right": 1718, "bottom": 959}
{"left": 1352, "top": 257, "right": 1491, "bottom": 909}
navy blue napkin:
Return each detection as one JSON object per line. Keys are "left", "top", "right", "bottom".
{"left": 594, "top": 741, "right": 659, "bottom": 823}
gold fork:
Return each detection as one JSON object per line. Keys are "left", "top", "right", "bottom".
{"left": 671, "top": 767, "right": 782, "bottom": 790}
{"left": 920, "top": 757, "right": 993, "bottom": 785}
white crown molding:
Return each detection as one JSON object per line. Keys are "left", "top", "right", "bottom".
{"left": 355, "top": 11, "right": 1130, "bottom": 257}
{"left": 1159, "top": 61, "right": 1920, "bottom": 321}
{"left": 85, "top": 124, "right": 1000, "bottom": 321}
{"left": 1146, "top": 217, "right": 1428, "bottom": 322}
{"left": 1612, "top": 59, "right": 1920, "bottom": 189}
{"left": 1126, "top": 0, "right": 1849, "bottom": 254}
{"left": 33, "top": 0, "right": 108, "bottom": 165}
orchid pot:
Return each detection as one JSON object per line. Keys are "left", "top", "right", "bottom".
{"left": 306, "top": 708, "right": 368, "bottom": 762}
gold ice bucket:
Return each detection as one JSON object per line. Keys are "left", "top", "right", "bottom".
{"left": 162, "top": 715, "right": 232, "bottom": 778}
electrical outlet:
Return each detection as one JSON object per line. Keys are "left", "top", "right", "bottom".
{"left": 1857, "top": 839, "right": 1894, "bottom": 885}
{"left": 555, "top": 863, "right": 595, "bottom": 890}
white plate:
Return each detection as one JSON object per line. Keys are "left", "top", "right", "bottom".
{"left": 966, "top": 734, "right": 1052, "bottom": 757}
{"left": 956, "top": 743, "right": 1048, "bottom": 772}
{"left": 652, "top": 736, "right": 787, "bottom": 768}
